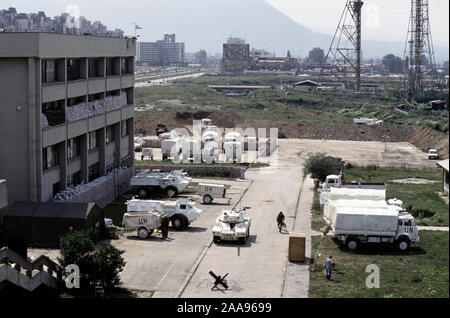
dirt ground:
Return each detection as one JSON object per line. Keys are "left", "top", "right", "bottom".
{"left": 135, "top": 111, "right": 449, "bottom": 159}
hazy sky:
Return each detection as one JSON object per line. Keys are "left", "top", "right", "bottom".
{"left": 266, "top": 0, "right": 449, "bottom": 45}
{"left": 1, "top": 0, "right": 449, "bottom": 46}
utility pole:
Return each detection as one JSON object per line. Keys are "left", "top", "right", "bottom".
{"left": 322, "top": 0, "right": 363, "bottom": 91}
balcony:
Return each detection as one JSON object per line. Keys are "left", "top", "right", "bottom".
{"left": 66, "top": 92, "right": 128, "bottom": 123}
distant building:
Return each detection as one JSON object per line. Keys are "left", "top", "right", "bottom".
{"left": 250, "top": 57, "right": 298, "bottom": 72}
{"left": 220, "top": 37, "right": 251, "bottom": 75}
{"left": 194, "top": 50, "right": 207, "bottom": 67}
{"left": 0, "top": 7, "right": 124, "bottom": 37}
{"left": 138, "top": 34, "right": 185, "bottom": 67}
{"left": 436, "top": 160, "right": 449, "bottom": 194}
{"left": 250, "top": 48, "right": 275, "bottom": 59}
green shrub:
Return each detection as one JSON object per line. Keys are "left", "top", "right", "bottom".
{"left": 304, "top": 153, "right": 343, "bottom": 182}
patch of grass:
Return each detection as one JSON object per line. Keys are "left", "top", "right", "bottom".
{"left": 344, "top": 166, "right": 448, "bottom": 226}
{"left": 311, "top": 191, "right": 325, "bottom": 232}
{"left": 309, "top": 231, "right": 449, "bottom": 298}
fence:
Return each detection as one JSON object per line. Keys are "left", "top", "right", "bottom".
{"left": 137, "top": 165, "right": 246, "bottom": 179}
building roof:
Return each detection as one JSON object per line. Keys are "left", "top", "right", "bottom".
{"left": 436, "top": 159, "right": 449, "bottom": 172}
{"left": 294, "top": 80, "right": 319, "bottom": 87}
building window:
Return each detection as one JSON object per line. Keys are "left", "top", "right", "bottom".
{"left": 67, "top": 137, "right": 81, "bottom": 160}
{"left": 121, "top": 120, "right": 128, "bottom": 137}
{"left": 88, "top": 58, "right": 104, "bottom": 78}
{"left": 106, "top": 125, "right": 115, "bottom": 144}
{"left": 42, "top": 59, "right": 64, "bottom": 83}
{"left": 43, "top": 145, "right": 59, "bottom": 170}
{"left": 67, "top": 171, "right": 82, "bottom": 189}
{"left": 88, "top": 163, "right": 100, "bottom": 182}
{"left": 42, "top": 100, "right": 65, "bottom": 127}
{"left": 67, "top": 58, "right": 86, "bottom": 81}
{"left": 89, "top": 131, "right": 99, "bottom": 151}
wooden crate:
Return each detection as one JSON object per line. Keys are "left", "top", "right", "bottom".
{"left": 289, "top": 233, "right": 306, "bottom": 262}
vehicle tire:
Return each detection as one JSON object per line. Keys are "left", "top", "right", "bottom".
{"left": 138, "top": 188, "right": 147, "bottom": 198}
{"left": 346, "top": 238, "right": 360, "bottom": 251}
{"left": 203, "top": 195, "right": 213, "bottom": 205}
{"left": 238, "top": 237, "right": 246, "bottom": 244}
{"left": 166, "top": 187, "right": 178, "bottom": 198}
{"left": 397, "top": 238, "right": 411, "bottom": 252}
{"left": 171, "top": 215, "right": 187, "bottom": 231}
{"left": 180, "top": 214, "right": 189, "bottom": 230}
{"left": 137, "top": 227, "right": 151, "bottom": 239}
{"left": 213, "top": 236, "right": 220, "bottom": 243}
{"left": 247, "top": 227, "right": 250, "bottom": 238}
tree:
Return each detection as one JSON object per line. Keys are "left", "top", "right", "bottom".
{"left": 304, "top": 153, "right": 343, "bottom": 182}
{"left": 58, "top": 230, "right": 126, "bottom": 291}
{"left": 382, "top": 54, "right": 404, "bottom": 73}
{"left": 308, "top": 48, "right": 325, "bottom": 64}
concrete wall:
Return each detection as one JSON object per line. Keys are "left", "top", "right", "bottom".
{"left": 0, "top": 180, "right": 7, "bottom": 210}
{"left": 0, "top": 58, "right": 32, "bottom": 203}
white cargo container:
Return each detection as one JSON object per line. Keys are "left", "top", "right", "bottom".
{"left": 161, "top": 139, "right": 181, "bottom": 161}
{"left": 324, "top": 188, "right": 419, "bottom": 252}
{"left": 180, "top": 139, "right": 202, "bottom": 163}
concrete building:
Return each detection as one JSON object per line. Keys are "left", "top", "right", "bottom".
{"left": 220, "top": 37, "right": 251, "bottom": 75}
{"left": 436, "top": 160, "right": 449, "bottom": 194}
{"left": 0, "top": 180, "right": 7, "bottom": 210}
{"left": 138, "top": 34, "right": 185, "bottom": 66}
{"left": 0, "top": 32, "right": 136, "bottom": 205}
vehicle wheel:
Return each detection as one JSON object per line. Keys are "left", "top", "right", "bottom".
{"left": 203, "top": 195, "right": 213, "bottom": 205}
{"left": 247, "top": 227, "right": 250, "bottom": 238}
{"left": 180, "top": 214, "right": 189, "bottom": 229}
{"left": 137, "top": 227, "right": 151, "bottom": 239}
{"left": 141, "top": 156, "right": 144, "bottom": 161}
{"left": 171, "top": 215, "right": 187, "bottom": 231}
{"left": 346, "top": 238, "right": 360, "bottom": 251}
{"left": 166, "top": 187, "right": 178, "bottom": 198}
{"left": 138, "top": 188, "right": 147, "bottom": 198}
{"left": 213, "top": 236, "right": 220, "bottom": 243}
{"left": 397, "top": 238, "right": 411, "bottom": 252}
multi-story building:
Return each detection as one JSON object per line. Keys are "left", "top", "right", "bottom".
{"left": 220, "top": 37, "right": 251, "bottom": 75}
{"left": 138, "top": 34, "right": 185, "bottom": 66}
{"left": 0, "top": 32, "right": 136, "bottom": 205}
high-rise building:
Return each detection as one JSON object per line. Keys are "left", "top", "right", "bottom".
{"left": 220, "top": 37, "right": 251, "bottom": 75}
{"left": 0, "top": 33, "right": 136, "bottom": 205}
{"left": 138, "top": 34, "right": 185, "bottom": 66}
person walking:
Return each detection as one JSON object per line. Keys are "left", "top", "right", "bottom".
{"left": 160, "top": 215, "right": 170, "bottom": 240}
{"left": 325, "top": 256, "right": 333, "bottom": 280}
{"left": 276, "top": 212, "right": 286, "bottom": 233}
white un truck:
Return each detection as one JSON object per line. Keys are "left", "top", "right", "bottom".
{"left": 126, "top": 197, "right": 201, "bottom": 231}
{"left": 130, "top": 169, "right": 192, "bottom": 198}
{"left": 323, "top": 188, "right": 419, "bottom": 252}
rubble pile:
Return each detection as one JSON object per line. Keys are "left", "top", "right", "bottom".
{"left": 66, "top": 92, "right": 128, "bottom": 122}
{"left": 408, "top": 126, "right": 449, "bottom": 159}
{"left": 52, "top": 166, "right": 129, "bottom": 201}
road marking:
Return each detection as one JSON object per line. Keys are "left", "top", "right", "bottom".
{"left": 155, "top": 264, "right": 173, "bottom": 290}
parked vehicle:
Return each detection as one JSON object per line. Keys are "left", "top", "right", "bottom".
{"left": 224, "top": 132, "right": 243, "bottom": 163}
{"left": 156, "top": 124, "right": 168, "bottom": 137}
{"left": 197, "top": 183, "right": 230, "bottom": 204}
{"left": 122, "top": 210, "right": 163, "bottom": 239}
{"left": 126, "top": 198, "right": 201, "bottom": 231}
{"left": 180, "top": 139, "right": 202, "bottom": 163}
{"left": 141, "top": 148, "right": 154, "bottom": 161}
{"left": 212, "top": 207, "right": 251, "bottom": 244}
{"left": 428, "top": 149, "right": 440, "bottom": 160}
{"left": 323, "top": 188, "right": 419, "bottom": 252}
{"left": 134, "top": 136, "right": 145, "bottom": 152}
{"left": 161, "top": 139, "right": 181, "bottom": 161}
{"left": 130, "top": 169, "right": 192, "bottom": 198}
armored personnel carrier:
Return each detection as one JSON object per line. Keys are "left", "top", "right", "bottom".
{"left": 212, "top": 208, "right": 251, "bottom": 244}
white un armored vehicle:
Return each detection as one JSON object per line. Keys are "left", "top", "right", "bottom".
{"left": 130, "top": 169, "right": 192, "bottom": 198}
{"left": 126, "top": 197, "right": 201, "bottom": 231}
{"left": 212, "top": 207, "right": 251, "bottom": 244}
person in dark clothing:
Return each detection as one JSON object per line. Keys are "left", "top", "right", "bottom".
{"left": 276, "top": 212, "right": 286, "bottom": 233}
{"left": 160, "top": 215, "right": 170, "bottom": 240}
{"left": 325, "top": 256, "right": 333, "bottom": 280}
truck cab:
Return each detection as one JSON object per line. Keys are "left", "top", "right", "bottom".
{"left": 322, "top": 175, "right": 342, "bottom": 189}
{"left": 396, "top": 213, "right": 420, "bottom": 251}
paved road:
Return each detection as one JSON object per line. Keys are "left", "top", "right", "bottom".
{"left": 180, "top": 144, "right": 307, "bottom": 297}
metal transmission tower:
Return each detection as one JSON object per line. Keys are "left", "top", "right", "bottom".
{"left": 404, "top": 0, "right": 436, "bottom": 98}
{"left": 323, "top": 0, "right": 363, "bottom": 91}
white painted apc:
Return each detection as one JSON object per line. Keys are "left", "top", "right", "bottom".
{"left": 130, "top": 169, "right": 192, "bottom": 198}
{"left": 126, "top": 197, "right": 201, "bottom": 231}
{"left": 212, "top": 208, "right": 251, "bottom": 244}
{"left": 197, "top": 183, "right": 230, "bottom": 204}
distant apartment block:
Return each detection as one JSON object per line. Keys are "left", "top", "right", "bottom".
{"left": 138, "top": 34, "right": 185, "bottom": 66}
{"left": 0, "top": 32, "right": 136, "bottom": 205}
{"left": 220, "top": 37, "right": 251, "bottom": 75}
{"left": 0, "top": 7, "right": 124, "bottom": 37}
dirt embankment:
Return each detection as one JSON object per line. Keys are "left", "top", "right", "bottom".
{"left": 135, "top": 111, "right": 448, "bottom": 158}
{"left": 408, "top": 126, "right": 449, "bottom": 159}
